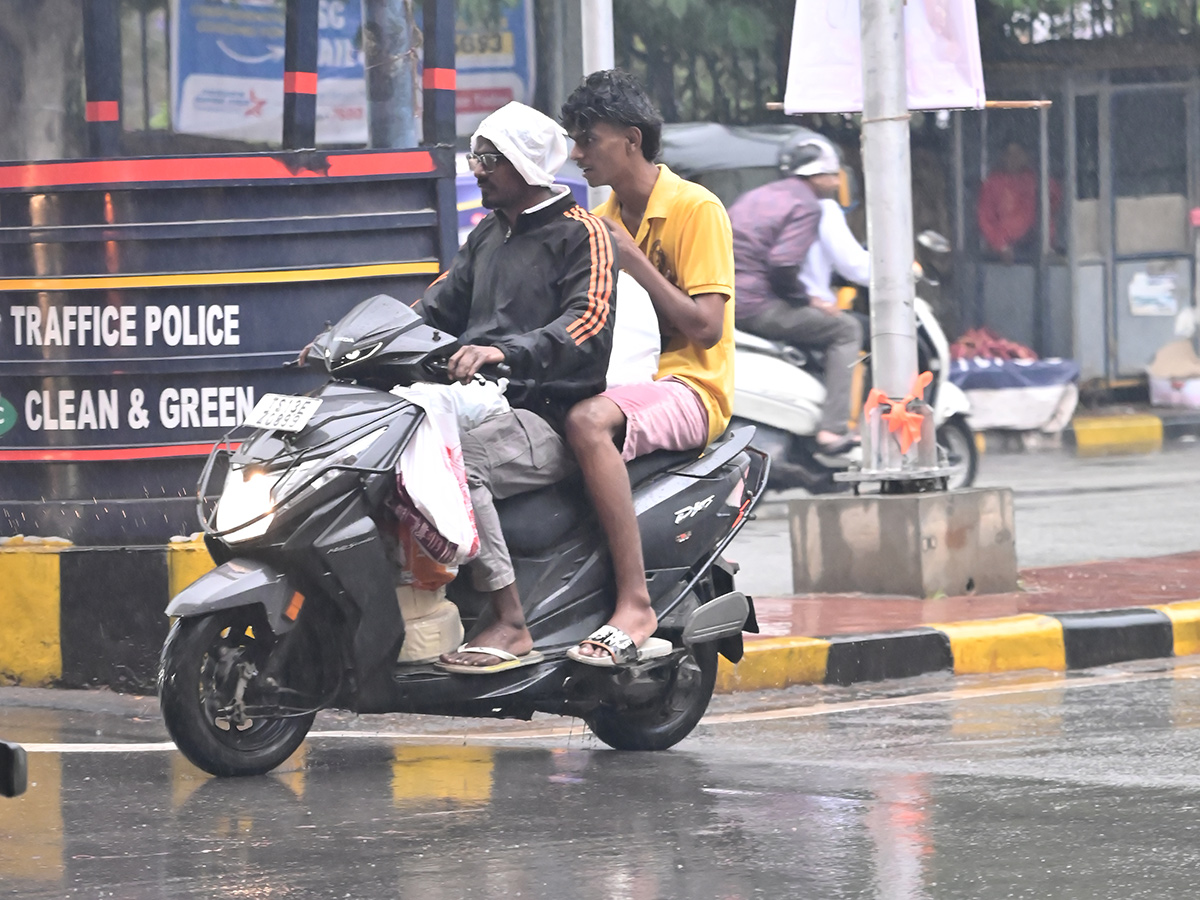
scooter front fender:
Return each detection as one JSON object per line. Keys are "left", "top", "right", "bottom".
{"left": 165, "top": 560, "right": 297, "bottom": 635}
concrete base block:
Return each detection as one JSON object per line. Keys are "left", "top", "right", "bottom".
{"left": 788, "top": 488, "right": 1018, "bottom": 597}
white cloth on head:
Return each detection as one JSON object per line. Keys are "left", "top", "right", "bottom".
{"left": 472, "top": 102, "right": 568, "bottom": 187}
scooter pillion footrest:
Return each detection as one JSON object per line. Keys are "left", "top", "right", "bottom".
{"left": 683, "top": 592, "right": 749, "bottom": 645}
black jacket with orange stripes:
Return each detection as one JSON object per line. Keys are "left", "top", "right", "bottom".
{"left": 415, "top": 190, "right": 617, "bottom": 432}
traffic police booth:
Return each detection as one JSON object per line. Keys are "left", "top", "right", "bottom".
{"left": 0, "top": 0, "right": 458, "bottom": 687}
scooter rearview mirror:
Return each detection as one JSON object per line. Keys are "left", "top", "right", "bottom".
{"left": 917, "top": 230, "right": 952, "bottom": 254}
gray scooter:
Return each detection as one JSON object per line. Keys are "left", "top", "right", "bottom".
{"left": 159, "top": 294, "right": 768, "bottom": 777}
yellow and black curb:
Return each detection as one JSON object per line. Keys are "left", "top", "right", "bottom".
{"left": 715, "top": 600, "right": 1200, "bottom": 693}
{"left": 0, "top": 538, "right": 212, "bottom": 691}
{"left": 1063, "top": 409, "right": 1200, "bottom": 457}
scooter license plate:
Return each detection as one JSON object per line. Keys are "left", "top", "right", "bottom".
{"left": 243, "top": 393, "right": 322, "bottom": 433}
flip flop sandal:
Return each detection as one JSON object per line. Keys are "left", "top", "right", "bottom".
{"left": 436, "top": 645, "right": 545, "bottom": 675}
{"left": 566, "top": 625, "right": 674, "bottom": 668}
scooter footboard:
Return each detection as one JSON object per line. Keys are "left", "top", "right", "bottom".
{"left": 166, "top": 560, "right": 298, "bottom": 635}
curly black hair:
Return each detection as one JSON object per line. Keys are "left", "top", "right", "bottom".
{"left": 560, "top": 69, "right": 663, "bottom": 162}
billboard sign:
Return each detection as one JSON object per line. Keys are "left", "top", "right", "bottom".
{"left": 171, "top": 0, "right": 537, "bottom": 144}
{"left": 451, "top": 1, "right": 536, "bottom": 136}
{"left": 171, "top": 0, "right": 368, "bottom": 144}
{"left": 784, "top": 0, "right": 986, "bottom": 114}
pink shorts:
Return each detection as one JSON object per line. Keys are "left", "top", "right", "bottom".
{"left": 601, "top": 378, "right": 710, "bottom": 462}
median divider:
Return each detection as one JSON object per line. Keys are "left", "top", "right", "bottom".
{"left": 0, "top": 536, "right": 214, "bottom": 692}
{"left": 715, "top": 600, "right": 1200, "bottom": 693}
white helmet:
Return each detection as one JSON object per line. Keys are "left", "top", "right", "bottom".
{"left": 778, "top": 132, "right": 841, "bottom": 178}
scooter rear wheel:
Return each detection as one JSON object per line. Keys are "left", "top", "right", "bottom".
{"left": 584, "top": 642, "right": 718, "bottom": 751}
{"left": 159, "top": 610, "right": 314, "bottom": 777}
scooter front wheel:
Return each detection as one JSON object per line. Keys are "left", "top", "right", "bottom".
{"left": 159, "top": 610, "right": 314, "bottom": 777}
{"left": 584, "top": 641, "right": 718, "bottom": 751}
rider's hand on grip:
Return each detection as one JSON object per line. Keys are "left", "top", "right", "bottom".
{"left": 447, "top": 344, "right": 506, "bottom": 383}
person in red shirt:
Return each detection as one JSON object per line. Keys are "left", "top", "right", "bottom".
{"left": 977, "top": 141, "right": 1060, "bottom": 263}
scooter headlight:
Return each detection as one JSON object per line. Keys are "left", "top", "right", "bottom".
{"left": 214, "top": 427, "right": 388, "bottom": 544}
{"left": 215, "top": 468, "right": 276, "bottom": 543}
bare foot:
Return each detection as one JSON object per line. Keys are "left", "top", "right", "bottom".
{"left": 574, "top": 595, "right": 658, "bottom": 660}
{"left": 439, "top": 620, "right": 533, "bottom": 668}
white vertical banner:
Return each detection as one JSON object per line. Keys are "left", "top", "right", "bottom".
{"left": 784, "top": 0, "right": 986, "bottom": 114}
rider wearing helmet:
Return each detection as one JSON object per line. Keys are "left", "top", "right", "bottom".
{"left": 728, "top": 133, "right": 863, "bottom": 454}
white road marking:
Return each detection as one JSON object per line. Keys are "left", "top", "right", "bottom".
{"left": 18, "top": 665, "right": 1199, "bottom": 753}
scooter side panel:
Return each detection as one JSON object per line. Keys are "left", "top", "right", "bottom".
{"left": 634, "top": 467, "right": 745, "bottom": 572}
{"left": 313, "top": 502, "right": 406, "bottom": 679}
{"left": 733, "top": 351, "right": 824, "bottom": 434}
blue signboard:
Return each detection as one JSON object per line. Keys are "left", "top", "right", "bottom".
{"left": 171, "top": 0, "right": 368, "bottom": 144}
{"left": 445, "top": 2, "right": 536, "bottom": 135}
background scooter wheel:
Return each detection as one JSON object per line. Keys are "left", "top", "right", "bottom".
{"left": 159, "top": 610, "right": 315, "bottom": 777}
{"left": 937, "top": 415, "right": 979, "bottom": 491}
{"left": 583, "top": 641, "right": 718, "bottom": 751}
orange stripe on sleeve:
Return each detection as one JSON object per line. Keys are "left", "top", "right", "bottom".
{"left": 565, "top": 208, "right": 601, "bottom": 339}
{"left": 576, "top": 210, "right": 615, "bottom": 342}
{"left": 563, "top": 207, "right": 613, "bottom": 344}
{"left": 412, "top": 267, "right": 451, "bottom": 307}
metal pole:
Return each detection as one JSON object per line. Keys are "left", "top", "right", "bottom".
{"left": 860, "top": 0, "right": 917, "bottom": 401}
{"left": 422, "top": 0, "right": 458, "bottom": 269}
{"left": 551, "top": 0, "right": 566, "bottom": 113}
{"left": 421, "top": 0, "right": 456, "bottom": 147}
{"left": 580, "top": 0, "right": 614, "bottom": 75}
{"left": 580, "top": 0, "right": 614, "bottom": 207}
{"left": 1098, "top": 83, "right": 1115, "bottom": 382}
{"left": 82, "top": 0, "right": 122, "bottom": 157}
{"left": 1065, "top": 75, "right": 1079, "bottom": 367}
{"left": 1037, "top": 96, "right": 1051, "bottom": 354}
{"left": 282, "top": 0, "right": 320, "bottom": 149}
{"left": 365, "top": 0, "right": 419, "bottom": 148}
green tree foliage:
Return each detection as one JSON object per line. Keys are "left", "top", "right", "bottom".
{"left": 613, "top": 0, "right": 795, "bottom": 124}
{"left": 983, "top": 0, "right": 1200, "bottom": 44}
{"left": 613, "top": 0, "right": 1200, "bottom": 124}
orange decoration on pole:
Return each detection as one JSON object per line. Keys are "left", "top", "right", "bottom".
{"left": 877, "top": 372, "right": 934, "bottom": 455}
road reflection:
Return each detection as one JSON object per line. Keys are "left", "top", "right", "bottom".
{"left": 0, "top": 736, "right": 903, "bottom": 899}
{"left": 3, "top": 668, "right": 1197, "bottom": 898}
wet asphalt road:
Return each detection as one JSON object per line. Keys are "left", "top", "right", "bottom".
{"left": 2, "top": 659, "right": 1199, "bottom": 899}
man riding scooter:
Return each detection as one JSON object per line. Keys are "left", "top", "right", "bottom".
{"left": 415, "top": 102, "right": 617, "bottom": 674}
{"left": 729, "top": 133, "right": 862, "bottom": 456}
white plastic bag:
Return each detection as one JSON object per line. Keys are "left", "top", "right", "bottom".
{"left": 606, "top": 270, "right": 661, "bottom": 387}
{"left": 390, "top": 385, "right": 480, "bottom": 566}
{"left": 392, "top": 378, "right": 510, "bottom": 430}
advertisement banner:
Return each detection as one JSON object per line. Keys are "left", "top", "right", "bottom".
{"left": 452, "top": 1, "right": 536, "bottom": 136}
{"left": 171, "top": 0, "right": 536, "bottom": 144}
{"left": 784, "top": 0, "right": 986, "bottom": 114}
{"left": 171, "top": 0, "right": 368, "bottom": 144}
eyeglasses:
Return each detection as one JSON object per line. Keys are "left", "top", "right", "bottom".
{"left": 466, "top": 151, "right": 506, "bottom": 174}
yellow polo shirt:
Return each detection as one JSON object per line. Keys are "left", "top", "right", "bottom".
{"left": 593, "top": 165, "right": 736, "bottom": 443}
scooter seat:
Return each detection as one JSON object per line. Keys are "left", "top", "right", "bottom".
{"left": 495, "top": 447, "right": 702, "bottom": 556}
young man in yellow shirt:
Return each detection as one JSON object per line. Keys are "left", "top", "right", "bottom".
{"left": 560, "top": 69, "right": 736, "bottom": 666}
